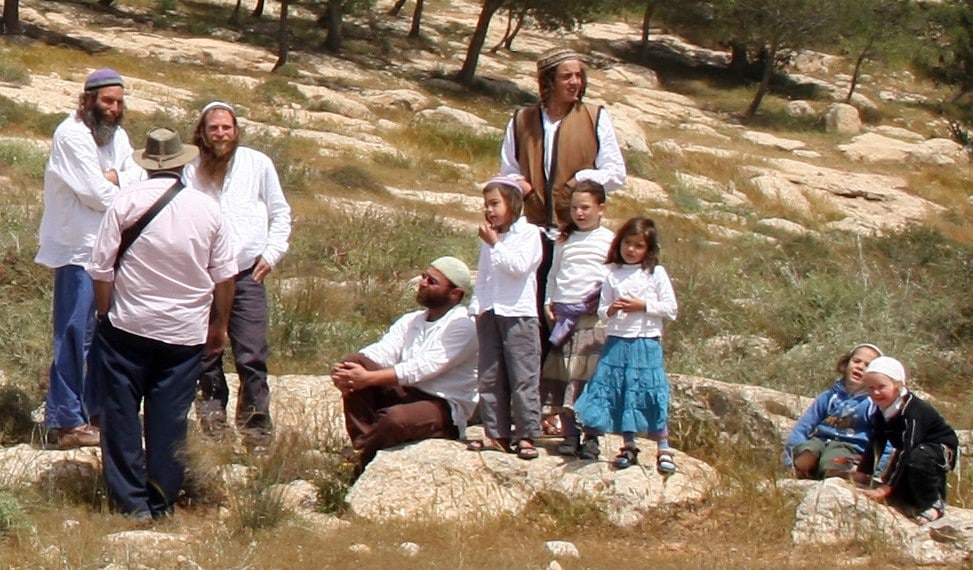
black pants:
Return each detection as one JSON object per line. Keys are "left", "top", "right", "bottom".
{"left": 890, "top": 443, "right": 953, "bottom": 512}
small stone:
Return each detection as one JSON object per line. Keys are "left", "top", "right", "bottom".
{"left": 547, "top": 561, "right": 563, "bottom": 570}
{"left": 545, "top": 540, "right": 580, "bottom": 559}
{"left": 349, "top": 543, "right": 372, "bottom": 554}
{"left": 398, "top": 542, "right": 420, "bottom": 557}
{"left": 62, "top": 519, "right": 80, "bottom": 530}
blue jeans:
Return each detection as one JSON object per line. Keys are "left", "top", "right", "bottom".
{"left": 96, "top": 319, "right": 203, "bottom": 518}
{"left": 45, "top": 265, "right": 98, "bottom": 429}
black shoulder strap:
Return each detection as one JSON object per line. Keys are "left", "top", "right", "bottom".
{"left": 114, "top": 180, "right": 185, "bottom": 271}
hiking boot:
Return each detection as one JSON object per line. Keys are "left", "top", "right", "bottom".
{"left": 577, "top": 437, "right": 600, "bottom": 460}
{"left": 57, "top": 424, "right": 100, "bottom": 450}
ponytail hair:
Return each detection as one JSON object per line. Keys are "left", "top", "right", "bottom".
{"left": 557, "top": 180, "right": 607, "bottom": 243}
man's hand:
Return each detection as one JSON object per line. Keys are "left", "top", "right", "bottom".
{"left": 331, "top": 361, "right": 369, "bottom": 395}
{"left": 205, "top": 325, "right": 229, "bottom": 356}
{"left": 103, "top": 169, "right": 119, "bottom": 185}
{"left": 252, "top": 256, "right": 272, "bottom": 284}
{"left": 515, "top": 179, "right": 533, "bottom": 196}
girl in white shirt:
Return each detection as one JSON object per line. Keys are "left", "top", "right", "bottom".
{"left": 572, "top": 216, "right": 679, "bottom": 473}
{"left": 540, "top": 182, "right": 614, "bottom": 456}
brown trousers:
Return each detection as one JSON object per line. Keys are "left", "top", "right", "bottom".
{"left": 343, "top": 385, "right": 457, "bottom": 467}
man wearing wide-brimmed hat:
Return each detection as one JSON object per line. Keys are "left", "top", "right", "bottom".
{"left": 35, "top": 68, "right": 145, "bottom": 450}
{"left": 87, "top": 127, "right": 237, "bottom": 521}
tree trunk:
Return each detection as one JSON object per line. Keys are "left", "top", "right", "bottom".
{"left": 503, "top": 9, "right": 524, "bottom": 50}
{"left": 845, "top": 35, "right": 874, "bottom": 103}
{"left": 728, "top": 41, "right": 749, "bottom": 76}
{"left": 324, "top": 2, "right": 343, "bottom": 52}
{"left": 2, "top": 0, "right": 21, "bottom": 35}
{"left": 743, "top": 41, "right": 778, "bottom": 122}
{"left": 639, "top": 0, "right": 656, "bottom": 61}
{"left": 230, "top": 0, "right": 242, "bottom": 24}
{"left": 407, "top": 0, "right": 423, "bottom": 38}
{"left": 251, "top": 0, "right": 265, "bottom": 18}
{"left": 457, "top": 0, "right": 504, "bottom": 86}
{"left": 272, "top": 0, "right": 290, "bottom": 71}
{"left": 388, "top": 0, "right": 407, "bottom": 16}
{"left": 490, "top": 8, "right": 514, "bottom": 53}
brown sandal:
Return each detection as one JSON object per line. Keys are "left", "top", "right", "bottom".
{"left": 516, "top": 439, "right": 539, "bottom": 460}
{"left": 466, "top": 438, "right": 510, "bottom": 453}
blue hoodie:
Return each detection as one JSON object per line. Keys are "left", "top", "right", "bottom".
{"left": 784, "top": 378, "right": 892, "bottom": 470}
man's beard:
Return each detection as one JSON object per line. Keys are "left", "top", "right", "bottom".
{"left": 82, "top": 104, "right": 122, "bottom": 147}
{"left": 199, "top": 137, "right": 238, "bottom": 183}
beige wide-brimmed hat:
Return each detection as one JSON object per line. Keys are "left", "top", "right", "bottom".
{"left": 133, "top": 127, "right": 199, "bottom": 170}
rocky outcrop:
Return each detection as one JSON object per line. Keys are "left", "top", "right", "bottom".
{"left": 788, "top": 478, "right": 973, "bottom": 566}
{"left": 346, "top": 432, "right": 719, "bottom": 527}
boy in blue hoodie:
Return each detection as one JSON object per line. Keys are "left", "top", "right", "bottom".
{"left": 785, "top": 343, "right": 892, "bottom": 479}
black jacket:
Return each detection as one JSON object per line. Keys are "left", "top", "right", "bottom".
{"left": 859, "top": 392, "right": 958, "bottom": 490}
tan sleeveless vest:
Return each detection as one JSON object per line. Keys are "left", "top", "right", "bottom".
{"left": 513, "top": 102, "right": 601, "bottom": 227}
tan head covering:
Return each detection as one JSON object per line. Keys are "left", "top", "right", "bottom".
{"left": 537, "top": 47, "right": 585, "bottom": 73}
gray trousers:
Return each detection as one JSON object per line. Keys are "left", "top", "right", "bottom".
{"left": 197, "top": 267, "right": 271, "bottom": 431}
{"left": 476, "top": 311, "right": 541, "bottom": 440}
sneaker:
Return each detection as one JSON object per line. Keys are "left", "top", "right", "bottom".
{"left": 577, "top": 437, "right": 600, "bottom": 460}
{"left": 57, "top": 424, "right": 100, "bottom": 450}
{"left": 556, "top": 436, "right": 580, "bottom": 456}
{"left": 614, "top": 445, "right": 640, "bottom": 469}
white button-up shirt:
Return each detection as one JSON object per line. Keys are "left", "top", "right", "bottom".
{"left": 469, "top": 216, "right": 543, "bottom": 317}
{"left": 360, "top": 304, "right": 479, "bottom": 435}
{"left": 184, "top": 146, "right": 291, "bottom": 271}
{"left": 35, "top": 112, "right": 144, "bottom": 268}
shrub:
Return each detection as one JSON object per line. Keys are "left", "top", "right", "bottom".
{"left": 0, "top": 492, "right": 32, "bottom": 540}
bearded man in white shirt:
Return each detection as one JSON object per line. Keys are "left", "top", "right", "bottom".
{"left": 331, "top": 257, "right": 478, "bottom": 473}
{"left": 184, "top": 101, "right": 292, "bottom": 447}
{"left": 35, "top": 68, "right": 144, "bottom": 450}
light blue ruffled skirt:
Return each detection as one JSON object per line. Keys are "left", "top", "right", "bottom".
{"left": 573, "top": 336, "right": 669, "bottom": 435}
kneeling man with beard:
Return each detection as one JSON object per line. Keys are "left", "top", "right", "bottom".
{"left": 35, "top": 68, "right": 144, "bottom": 450}
{"left": 331, "top": 257, "right": 479, "bottom": 473}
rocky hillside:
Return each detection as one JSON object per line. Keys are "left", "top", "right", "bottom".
{"left": 2, "top": 0, "right": 970, "bottom": 241}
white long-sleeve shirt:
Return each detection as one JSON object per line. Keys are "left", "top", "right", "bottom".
{"left": 360, "top": 304, "right": 479, "bottom": 434}
{"left": 599, "top": 264, "right": 678, "bottom": 338}
{"left": 35, "top": 112, "right": 144, "bottom": 268}
{"left": 499, "top": 106, "right": 627, "bottom": 194}
{"left": 545, "top": 226, "right": 614, "bottom": 304}
{"left": 469, "top": 216, "right": 543, "bottom": 317}
{"left": 184, "top": 146, "right": 292, "bottom": 270}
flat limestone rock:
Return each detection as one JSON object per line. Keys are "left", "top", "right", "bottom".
{"left": 347, "top": 434, "right": 718, "bottom": 527}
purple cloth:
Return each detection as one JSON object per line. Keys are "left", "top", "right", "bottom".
{"left": 548, "top": 286, "right": 601, "bottom": 347}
